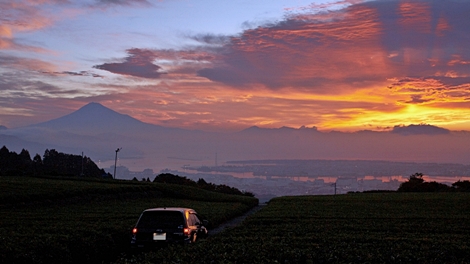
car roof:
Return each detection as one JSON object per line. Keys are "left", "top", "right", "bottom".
{"left": 142, "top": 207, "right": 196, "bottom": 214}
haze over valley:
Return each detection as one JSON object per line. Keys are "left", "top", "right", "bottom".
{"left": 2, "top": 103, "right": 469, "bottom": 198}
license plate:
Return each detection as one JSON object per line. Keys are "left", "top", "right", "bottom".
{"left": 153, "top": 233, "right": 166, "bottom": 241}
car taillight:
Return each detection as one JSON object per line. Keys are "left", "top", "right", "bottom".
{"left": 132, "top": 228, "right": 138, "bottom": 234}
{"left": 184, "top": 228, "right": 190, "bottom": 235}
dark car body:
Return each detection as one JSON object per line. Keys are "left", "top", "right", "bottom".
{"left": 130, "top": 207, "right": 208, "bottom": 248}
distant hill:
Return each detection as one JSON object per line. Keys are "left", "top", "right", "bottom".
{"left": 239, "top": 125, "right": 320, "bottom": 136}
{"left": 391, "top": 124, "right": 450, "bottom": 135}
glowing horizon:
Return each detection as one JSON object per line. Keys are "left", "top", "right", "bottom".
{"left": 1, "top": 0, "right": 469, "bottom": 132}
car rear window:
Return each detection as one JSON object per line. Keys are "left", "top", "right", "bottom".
{"left": 137, "top": 211, "right": 184, "bottom": 228}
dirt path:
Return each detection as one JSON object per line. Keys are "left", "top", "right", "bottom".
{"left": 208, "top": 204, "right": 266, "bottom": 236}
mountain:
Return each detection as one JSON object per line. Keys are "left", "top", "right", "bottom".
{"left": 31, "top": 102, "right": 164, "bottom": 135}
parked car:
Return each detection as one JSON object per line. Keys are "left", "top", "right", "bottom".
{"left": 130, "top": 207, "right": 208, "bottom": 248}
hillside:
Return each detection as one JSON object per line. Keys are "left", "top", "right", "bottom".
{"left": 116, "top": 193, "right": 470, "bottom": 263}
{"left": 0, "top": 176, "right": 258, "bottom": 264}
{"left": 2, "top": 176, "right": 469, "bottom": 263}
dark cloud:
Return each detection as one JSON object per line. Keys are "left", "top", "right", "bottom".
{"left": 42, "top": 71, "right": 104, "bottom": 78}
{"left": 189, "top": 34, "right": 231, "bottom": 46}
{"left": 63, "top": 71, "right": 104, "bottom": 78}
{"left": 404, "top": 95, "right": 431, "bottom": 104}
{"left": 93, "top": 48, "right": 165, "bottom": 79}
{"left": 93, "top": 48, "right": 218, "bottom": 79}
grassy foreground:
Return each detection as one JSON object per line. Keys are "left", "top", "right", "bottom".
{"left": 0, "top": 176, "right": 258, "bottom": 264}
{"left": 115, "top": 192, "right": 470, "bottom": 264}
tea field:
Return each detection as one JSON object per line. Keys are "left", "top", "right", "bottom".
{"left": 114, "top": 192, "right": 470, "bottom": 264}
{"left": 0, "top": 176, "right": 258, "bottom": 264}
{"left": 2, "top": 176, "right": 470, "bottom": 263}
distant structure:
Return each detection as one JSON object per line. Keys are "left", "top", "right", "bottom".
{"left": 81, "top": 152, "right": 84, "bottom": 176}
{"left": 113, "top": 147, "right": 121, "bottom": 179}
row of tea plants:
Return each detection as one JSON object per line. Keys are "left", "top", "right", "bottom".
{"left": 0, "top": 176, "right": 258, "bottom": 264}
{"left": 115, "top": 192, "right": 470, "bottom": 263}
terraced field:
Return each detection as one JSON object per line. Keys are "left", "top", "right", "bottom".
{"left": 0, "top": 176, "right": 257, "bottom": 264}
{"left": 2, "top": 176, "right": 469, "bottom": 263}
{"left": 115, "top": 193, "right": 470, "bottom": 263}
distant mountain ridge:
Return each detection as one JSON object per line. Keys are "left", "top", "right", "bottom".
{"left": 27, "top": 102, "right": 459, "bottom": 136}
{"left": 391, "top": 124, "right": 450, "bottom": 135}
{"left": 1, "top": 102, "right": 470, "bottom": 169}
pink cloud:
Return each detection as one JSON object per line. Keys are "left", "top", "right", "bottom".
{"left": 0, "top": 1, "right": 60, "bottom": 52}
{"left": 88, "top": 0, "right": 470, "bottom": 103}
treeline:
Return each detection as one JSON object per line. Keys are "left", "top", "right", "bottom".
{"left": 398, "top": 173, "right": 470, "bottom": 192}
{"left": 145, "top": 173, "right": 255, "bottom": 197}
{"left": 0, "top": 146, "right": 110, "bottom": 178}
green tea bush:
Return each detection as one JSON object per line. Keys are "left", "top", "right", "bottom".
{"left": 0, "top": 177, "right": 258, "bottom": 264}
{"left": 115, "top": 193, "right": 470, "bottom": 264}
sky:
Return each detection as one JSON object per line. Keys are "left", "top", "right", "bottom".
{"left": 1, "top": 0, "right": 470, "bottom": 132}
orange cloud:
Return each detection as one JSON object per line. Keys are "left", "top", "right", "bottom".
{"left": 4, "top": 0, "right": 470, "bottom": 133}
{"left": 87, "top": 0, "right": 470, "bottom": 132}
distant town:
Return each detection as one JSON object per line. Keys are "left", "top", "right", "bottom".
{"left": 106, "top": 159, "right": 470, "bottom": 202}
{"left": 190, "top": 159, "right": 470, "bottom": 177}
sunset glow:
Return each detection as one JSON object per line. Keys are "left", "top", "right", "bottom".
{"left": 1, "top": 0, "right": 469, "bottom": 132}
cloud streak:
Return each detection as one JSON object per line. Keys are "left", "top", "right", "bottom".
{"left": 72, "top": 0, "right": 470, "bottom": 132}
{"left": 91, "top": 0, "right": 151, "bottom": 8}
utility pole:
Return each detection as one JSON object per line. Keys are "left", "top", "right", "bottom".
{"left": 81, "top": 152, "right": 84, "bottom": 176}
{"left": 113, "top": 148, "right": 121, "bottom": 179}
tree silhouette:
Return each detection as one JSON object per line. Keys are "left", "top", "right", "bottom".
{"left": 398, "top": 172, "right": 451, "bottom": 192}
{"left": 0, "top": 146, "right": 110, "bottom": 178}
{"left": 0, "top": 146, "right": 33, "bottom": 176}
{"left": 452, "top": 180, "right": 470, "bottom": 192}
{"left": 153, "top": 173, "right": 255, "bottom": 197}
